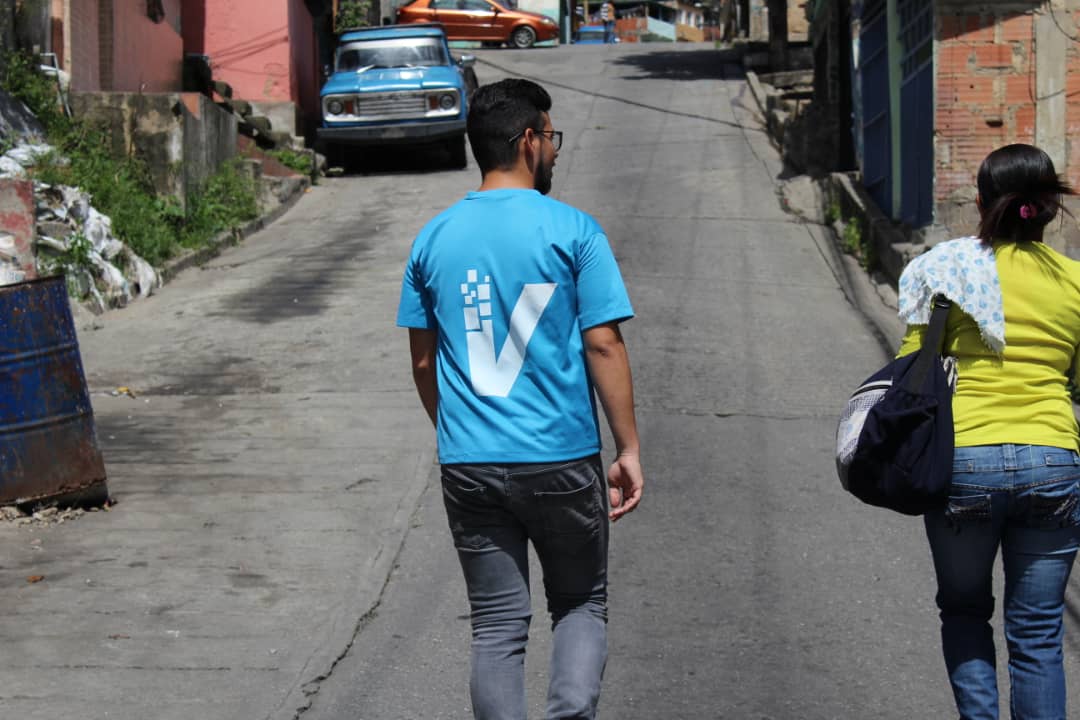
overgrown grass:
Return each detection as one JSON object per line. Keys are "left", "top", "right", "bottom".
{"left": 838, "top": 217, "right": 878, "bottom": 271}
{"left": 181, "top": 161, "right": 259, "bottom": 247}
{"left": 2, "top": 51, "right": 261, "bottom": 267}
{"left": 266, "top": 147, "right": 315, "bottom": 178}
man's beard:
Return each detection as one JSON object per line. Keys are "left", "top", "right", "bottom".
{"left": 534, "top": 156, "right": 553, "bottom": 195}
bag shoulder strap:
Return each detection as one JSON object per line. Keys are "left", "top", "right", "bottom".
{"left": 902, "top": 295, "right": 951, "bottom": 391}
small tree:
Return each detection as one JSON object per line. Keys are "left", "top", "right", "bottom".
{"left": 337, "top": 0, "right": 374, "bottom": 30}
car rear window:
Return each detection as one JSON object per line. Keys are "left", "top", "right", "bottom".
{"left": 336, "top": 38, "right": 449, "bottom": 71}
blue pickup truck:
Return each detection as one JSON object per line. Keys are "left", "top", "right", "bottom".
{"left": 317, "top": 24, "right": 478, "bottom": 168}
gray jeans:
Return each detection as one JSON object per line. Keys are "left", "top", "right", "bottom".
{"left": 441, "top": 455, "right": 609, "bottom": 720}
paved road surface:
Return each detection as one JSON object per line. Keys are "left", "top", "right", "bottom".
{"left": 304, "top": 44, "right": 1080, "bottom": 719}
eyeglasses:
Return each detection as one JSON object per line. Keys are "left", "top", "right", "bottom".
{"left": 507, "top": 129, "right": 563, "bottom": 151}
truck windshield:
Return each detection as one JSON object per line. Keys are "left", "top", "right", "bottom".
{"left": 336, "top": 38, "right": 449, "bottom": 71}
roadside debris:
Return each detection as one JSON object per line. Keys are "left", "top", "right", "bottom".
{"left": 33, "top": 180, "right": 161, "bottom": 311}
{"left": 0, "top": 138, "right": 161, "bottom": 311}
{"left": 0, "top": 497, "right": 116, "bottom": 527}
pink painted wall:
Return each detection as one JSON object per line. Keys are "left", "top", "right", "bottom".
{"left": 63, "top": 0, "right": 182, "bottom": 92}
{"left": 203, "top": 1, "right": 295, "bottom": 102}
{"left": 108, "top": 0, "right": 184, "bottom": 92}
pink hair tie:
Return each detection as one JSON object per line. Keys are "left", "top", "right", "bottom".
{"left": 1020, "top": 203, "right": 1037, "bottom": 219}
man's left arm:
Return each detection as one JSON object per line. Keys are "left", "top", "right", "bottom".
{"left": 583, "top": 322, "right": 643, "bottom": 521}
{"left": 408, "top": 328, "right": 439, "bottom": 427}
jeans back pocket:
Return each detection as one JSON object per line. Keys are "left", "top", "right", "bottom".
{"left": 1021, "top": 480, "right": 1080, "bottom": 530}
{"left": 945, "top": 493, "right": 992, "bottom": 525}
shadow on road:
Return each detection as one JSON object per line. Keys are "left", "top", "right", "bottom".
{"left": 328, "top": 143, "right": 470, "bottom": 176}
{"left": 612, "top": 48, "right": 745, "bottom": 81}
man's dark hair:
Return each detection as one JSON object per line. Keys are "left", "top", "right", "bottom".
{"left": 467, "top": 79, "right": 552, "bottom": 174}
{"left": 976, "top": 143, "right": 1075, "bottom": 243}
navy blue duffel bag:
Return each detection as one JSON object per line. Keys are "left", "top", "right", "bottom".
{"left": 835, "top": 297, "right": 956, "bottom": 515}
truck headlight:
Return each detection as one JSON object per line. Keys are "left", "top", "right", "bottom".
{"left": 430, "top": 93, "right": 456, "bottom": 110}
{"left": 327, "top": 99, "right": 344, "bottom": 115}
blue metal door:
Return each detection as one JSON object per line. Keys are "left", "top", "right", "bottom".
{"left": 858, "top": 0, "right": 891, "bottom": 217}
{"left": 898, "top": 0, "right": 933, "bottom": 227}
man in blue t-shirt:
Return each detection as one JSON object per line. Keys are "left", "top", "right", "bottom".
{"left": 397, "top": 78, "right": 644, "bottom": 719}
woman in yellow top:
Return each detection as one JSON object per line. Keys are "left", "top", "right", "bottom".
{"left": 896, "top": 144, "right": 1079, "bottom": 719}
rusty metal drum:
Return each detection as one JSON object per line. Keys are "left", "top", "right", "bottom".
{"left": 0, "top": 275, "right": 107, "bottom": 506}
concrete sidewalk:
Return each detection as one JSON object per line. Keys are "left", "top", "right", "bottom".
{"left": 0, "top": 171, "right": 443, "bottom": 720}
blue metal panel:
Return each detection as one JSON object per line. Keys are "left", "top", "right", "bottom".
{"left": 0, "top": 276, "right": 107, "bottom": 506}
{"left": 898, "top": 0, "right": 933, "bottom": 227}
{"left": 859, "top": 3, "right": 892, "bottom": 217}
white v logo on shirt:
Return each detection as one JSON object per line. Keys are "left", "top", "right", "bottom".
{"left": 464, "top": 281, "right": 557, "bottom": 397}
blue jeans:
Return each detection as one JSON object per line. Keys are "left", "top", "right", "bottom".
{"left": 441, "top": 455, "right": 609, "bottom": 720}
{"left": 924, "top": 444, "right": 1080, "bottom": 720}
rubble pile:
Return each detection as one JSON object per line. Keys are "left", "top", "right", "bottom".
{"left": 0, "top": 139, "right": 161, "bottom": 312}
{"left": 34, "top": 181, "right": 160, "bottom": 312}
{"left": 0, "top": 505, "right": 88, "bottom": 526}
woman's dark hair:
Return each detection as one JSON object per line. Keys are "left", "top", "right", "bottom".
{"left": 976, "top": 143, "right": 1075, "bottom": 243}
{"left": 466, "top": 79, "right": 551, "bottom": 174}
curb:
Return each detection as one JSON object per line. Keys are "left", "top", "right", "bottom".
{"left": 159, "top": 175, "right": 311, "bottom": 283}
{"left": 822, "top": 172, "right": 919, "bottom": 287}
{"left": 745, "top": 72, "right": 911, "bottom": 351}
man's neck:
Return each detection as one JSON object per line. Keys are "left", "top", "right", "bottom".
{"left": 477, "top": 168, "right": 534, "bottom": 192}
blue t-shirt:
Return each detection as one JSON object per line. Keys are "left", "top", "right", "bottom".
{"left": 397, "top": 188, "right": 633, "bottom": 463}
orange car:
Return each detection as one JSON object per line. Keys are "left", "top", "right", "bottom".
{"left": 396, "top": 0, "right": 559, "bottom": 49}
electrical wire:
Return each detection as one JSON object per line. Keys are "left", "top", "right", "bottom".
{"left": 1048, "top": 2, "right": 1080, "bottom": 42}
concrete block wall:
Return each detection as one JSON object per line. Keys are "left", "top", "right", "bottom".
{"left": 69, "top": 92, "right": 237, "bottom": 211}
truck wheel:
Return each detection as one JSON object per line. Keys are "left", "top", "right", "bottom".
{"left": 447, "top": 136, "right": 467, "bottom": 169}
{"left": 510, "top": 25, "right": 536, "bottom": 49}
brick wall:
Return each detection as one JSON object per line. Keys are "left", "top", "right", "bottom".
{"left": 934, "top": 9, "right": 1037, "bottom": 205}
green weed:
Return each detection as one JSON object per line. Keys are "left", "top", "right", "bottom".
{"left": 825, "top": 198, "right": 842, "bottom": 224}
{"left": 840, "top": 219, "right": 878, "bottom": 270}
{"left": 0, "top": 51, "right": 66, "bottom": 134}
{"left": 267, "top": 147, "right": 314, "bottom": 178}
{"left": 181, "top": 160, "right": 259, "bottom": 248}
{"left": 3, "top": 54, "right": 261, "bottom": 268}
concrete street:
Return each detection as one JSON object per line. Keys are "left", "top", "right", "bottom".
{"left": 1, "top": 42, "right": 1079, "bottom": 719}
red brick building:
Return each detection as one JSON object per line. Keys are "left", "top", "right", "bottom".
{"left": 935, "top": 3, "right": 1079, "bottom": 249}
{"left": 842, "top": 0, "right": 1079, "bottom": 250}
